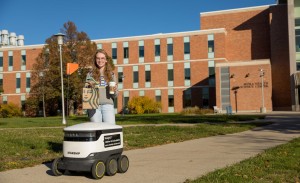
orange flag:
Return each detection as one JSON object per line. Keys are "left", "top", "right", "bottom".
{"left": 67, "top": 63, "right": 79, "bottom": 75}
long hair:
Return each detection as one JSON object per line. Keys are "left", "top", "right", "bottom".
{"left": 93, "top": 49, "right": 114, "bottom": 82}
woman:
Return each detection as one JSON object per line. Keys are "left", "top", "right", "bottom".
{"left": 86, "top": 49, "right": 118, "bottom": 124}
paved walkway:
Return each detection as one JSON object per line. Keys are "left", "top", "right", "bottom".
{"left": 0, "top": 113, "right": 300, "bottom": 183}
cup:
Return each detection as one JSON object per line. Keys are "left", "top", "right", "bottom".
{"left": 109, "top": 81, "right": 116, "bottom": 94}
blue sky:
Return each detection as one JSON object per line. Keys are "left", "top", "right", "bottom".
{"left": 0, "top": 0, "right": 276, "bottom": 45}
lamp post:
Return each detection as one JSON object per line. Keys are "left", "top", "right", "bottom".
{"left": 55, "top": 33, "right": 66, "bottom": 125}
{"left": 122, "top": 75, "right": 125, "bottom": 116}
{"left": 39, "top": 71, "right": 46, "bottom": 117}
{"left": 259, "top": 68, "right": 266, "bottom": 113}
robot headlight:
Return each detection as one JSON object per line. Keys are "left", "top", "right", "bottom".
{"left": 64, "top": 131, "right": 99, "bottom": 141}
{"left": 64, "top": 131, "right": 96, "bottom": 138}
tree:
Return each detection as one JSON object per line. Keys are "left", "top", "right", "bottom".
{"left": 26, "top": 21, "right": 97, "bottom": 116}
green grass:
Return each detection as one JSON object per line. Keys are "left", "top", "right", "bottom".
{"left": 0, "top": 114, "right": 268, "bottom": 171}
{"left": 0, "top": 114, "right": 265, "bottom": 128}
{"left": 186, "top": 137, "right": 300, "bottom": 183}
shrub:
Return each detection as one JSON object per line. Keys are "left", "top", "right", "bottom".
{"left": 128, "top": 96, "right": 161, "bottom": 114}
{"left": 181, "top": 106, "right": 213, "bottom": 115}
{"left": 24, "top": 96, "right": 39, "bottom": 117}
{"left": 0, "top": 103, "right": 22, "bottom": 118}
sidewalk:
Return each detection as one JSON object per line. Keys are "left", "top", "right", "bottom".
{"left": 0, "top": 114, "right": 299, "bottom": 183}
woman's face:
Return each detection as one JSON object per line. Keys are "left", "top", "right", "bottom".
{"left": 95, "top": 52, "right": 107, "bottom": 68}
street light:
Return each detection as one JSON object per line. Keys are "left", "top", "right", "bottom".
{"left": 122, "top": 75, "right": 125, "bottom": 116}
{"left": 259, "top": 68, "right": 266, "bottom": 113}
{"left": 55, "top": 33, "right": 66, "bottom": 125}
{"left": 39, "top": 71, "right": 46, "bottom": 117}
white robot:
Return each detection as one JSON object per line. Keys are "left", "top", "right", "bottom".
{"left": 52, "top": 122, "right": 129, "bottom": 179}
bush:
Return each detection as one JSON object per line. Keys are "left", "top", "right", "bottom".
{"left": 24, "top": 96, "right": 39, "bottom": 117}
{"left": 0, "top": 103, "right": 22, "bottom": 118}
{"left": 181, "top": 106, "right": 213, "bottom": 115}
{"left": 128, "top": 96, "right": 161, "bottom": 114}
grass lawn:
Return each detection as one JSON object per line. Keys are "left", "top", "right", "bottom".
{"left": 0, "top": 113, "right": 265, "bottom": 128}
{"left": 0, "top": 114, "right": 267, "bottom": 172}
{"left": 186, "top": 137, "right": 300, "bottom": 183}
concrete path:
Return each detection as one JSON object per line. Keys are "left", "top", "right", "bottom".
{"left": 0, "top": 113, "right": 300, "bottom": 183}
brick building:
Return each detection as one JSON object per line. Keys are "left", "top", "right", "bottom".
{"left": 0, "top": 0, "right": 299, "bottom": 114}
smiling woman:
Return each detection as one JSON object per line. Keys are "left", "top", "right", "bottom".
{"left": 85, "top": 49, "right": 118, "bottom": 124}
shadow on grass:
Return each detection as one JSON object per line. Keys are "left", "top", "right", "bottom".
{"left": 116, "top": 114, "right": 265, "bottom": 124}
{"left": 47, "top": 141, "right": 62, "bottom": 153}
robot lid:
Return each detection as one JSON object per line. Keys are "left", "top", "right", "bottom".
{"left": 64, "top": 122, "right": 122, "bottom": 132}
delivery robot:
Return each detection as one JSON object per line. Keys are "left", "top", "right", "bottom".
{"left": 51, "top": 122, "right": 129, "bottom": 179}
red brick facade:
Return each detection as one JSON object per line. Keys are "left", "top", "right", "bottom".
{"left": 0, "top": 4, "right": 294, "bottom": 113}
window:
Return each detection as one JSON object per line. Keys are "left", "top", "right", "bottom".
{"left": 26, "top": 73, "right": 31, "bottom": 92}
{"left": 168, "top": 64, "right": 174, "bottom": 86}
{"left": 97, "top": 43, "right": 102, "bottom": 49}
{"left": 155, "top": 90, "right": 161, "bottom": 102}
{"left": 118, "top": 71, "right": 123, "bottom": 83}
{"left": 3, "top": 96, "right": 7, "bottom": 104}
{"left": 155, "top": 45, "right": 160, "bottom": 56}
{"left": 145, "top": 65, "right": 151, "bottom": 83}
{"left": 124, "top": 47, "right": 129, "bottom": 58}
{"left": 133, "top": 71, "right": 139, "bottom": 83}
{"left": 123, "top": 42, "right": 129, "bottom": 59}
{"left": 295, "top": 18, "right": 300, "bottom": 27}
{"left": 133, "top": 66, "right": 139, "bottom": 85}
{"left": 168, "top": 95, "right": 174, "bottom": 107}
{"left": 296, "top": 29, "right": 300, "bottom": 52}
{"left": 16, "top": 78, "right": 21, "bottom": 89}
{"left": 139, "top": 90, "right": 145, "bottom": 96}
{"left": 139, "top": 46, "right": 144, "bottom": 57}
{"left": 208, "top": 40, "right": 214, "bottom": 52}
{"left": 112, "top": 48, "right": 117, "bottom": 59}
{"left": 0, "top": 78, "right": 2, "bottom": 86}
{"left": 9, "top": 56, "right": 13, "bottom": 67}
{"left": 209, "top": 67, "right": 215, "bottom": 77}
{"left": 0, "top": 52, "right": 3, "bottom": 68}
{"left": 123, "top": 91, "right": 129, "bottom": 110}
{"left": 184, "top": 42, "right": 190, "bottom": 54}
{"left": 185, "top": 68, "right": 190, "bottom": 80}
{"left": 139, "top": 40, "right": 144, "bottom": 58}
{"left": 208, "top": 34, "right": 214, "bottom": 56}
{"left": 297, "top": 62, "right": 300, "bottom": 71}
{"left": 26, "top": 77, "right": 30, "bottom": 88}
{"left": 202, "top": 87, "right": 209, "bottom": 107}
{"left": 21, "top": 50, "right": 26, "bottom": 70}
{"left": 16, "top": 73, "right": 21, "bottom": 92}
{"left": 21, "top": 55, "right": 26, "bottom": 66}
{"left": 145, "top": 70, "right": 151, "bottom": 82}
{"left": 155, "top": 39, "right": 160, "bottom": 62}
{"left": 124, "top": 97, "right": 129, "bottom": 108}
{"left": 168, "top": 69, "right": 174, "bottom": 81}
{"left": 183, "top": 89, "right": 192, "bottom": 107}
{"left": 112, "top": 42, "right": 117, "bottom": 61}
{"left": 156, "top": 96, "right": 161, "bottom": 102}
{"left": 167, "top": 43, "right": 173, "bottom": 56}
{"left": 208, "top": 60, "right": 215, "bottom": 86}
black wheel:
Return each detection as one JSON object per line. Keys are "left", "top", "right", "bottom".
{"left": 52, "top": 158, "right": 65, "bottom": 176}
{"left": 106, "top": 157, "right": 118, "bottom": 176}
{"left": 117, "top": 155, "right": 129, "bottom": 173}
{"left": 91, "top": 160, "right": 105, "bottom": 179}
